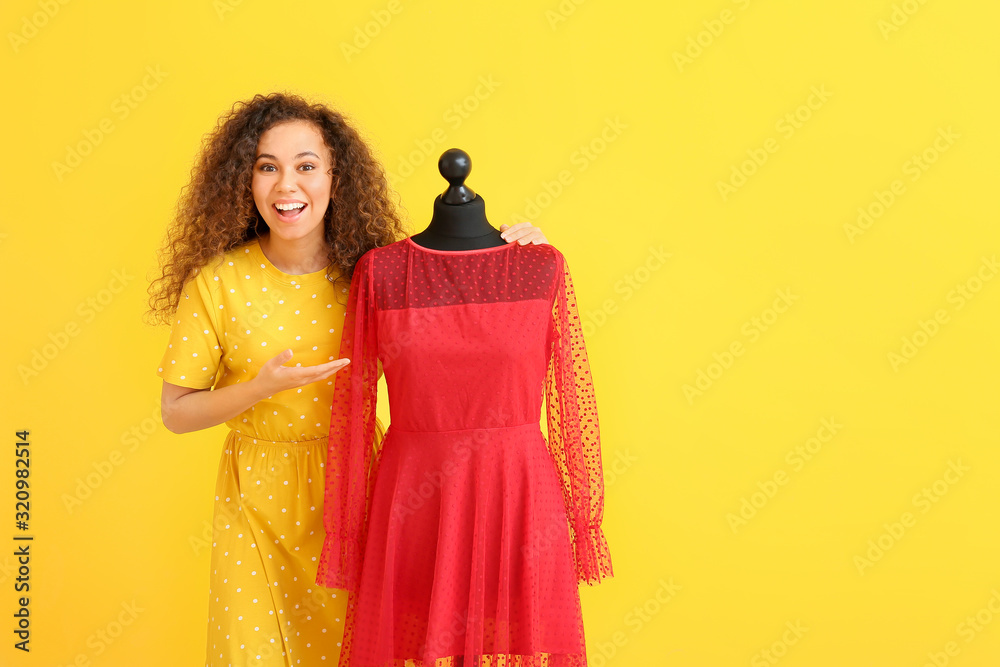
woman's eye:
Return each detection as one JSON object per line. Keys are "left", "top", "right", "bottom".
{"left": 258, "top": 164, "right": 275, "bottom": 172}
{"left": 299, "top": 164, "right": 315, "bottom": 171}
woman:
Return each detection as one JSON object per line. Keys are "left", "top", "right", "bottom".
{"left": 147, "top": 92, "right": 548, "bottom": 667}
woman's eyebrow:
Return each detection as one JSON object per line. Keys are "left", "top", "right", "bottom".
{"left": 255, "top": 151, "right": 320, "bottom": 160}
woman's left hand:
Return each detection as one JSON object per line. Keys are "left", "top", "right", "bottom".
{"left": 499, "top": 222, "right": 549, "bottom": 245}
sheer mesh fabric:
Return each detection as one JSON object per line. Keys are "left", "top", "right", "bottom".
{"left": 545, "top": 263, "right": 612, "bottom": 586}
{"left": 317, "top": 239, "right": 611, "bottom": 667}
{"left": 318, "top": 237, "right": 381, "bottom": 595}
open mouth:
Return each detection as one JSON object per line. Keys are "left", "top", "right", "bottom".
{"left": 274, "top": 202, "right": 306, "bottom": 221}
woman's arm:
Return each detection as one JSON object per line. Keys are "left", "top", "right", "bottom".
{"left": 161, "top": 349, "right": 350, "bottom": 434}
{"left": 161, "top": 379, "right": 268, "bottom": 434}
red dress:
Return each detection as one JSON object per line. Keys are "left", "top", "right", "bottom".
{"left": 317, "top": 238, "right": 612, "bottom": 667}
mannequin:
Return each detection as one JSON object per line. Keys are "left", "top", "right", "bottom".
{"left": 320, "top": 162, "right": 612, "bottom": 665}
{"left": 409, "top": 148, "right": 505, "bottom": 251}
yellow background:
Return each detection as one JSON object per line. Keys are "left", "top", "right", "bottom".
{"left": 1, "top": 0, "right": 998, "bottom": 665}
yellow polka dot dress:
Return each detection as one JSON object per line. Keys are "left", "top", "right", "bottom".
{"left": 157, "top": 237, "right": 379, "bottom": 666}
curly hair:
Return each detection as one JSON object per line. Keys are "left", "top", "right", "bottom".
{"left": 146, "top": 92, "right": 405, "bottom": 325}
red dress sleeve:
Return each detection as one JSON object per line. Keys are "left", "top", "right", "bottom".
{"left": 317, "top": 251, "right": 380, "bottom": 592}
{"left": 545, "top": 252, "right": 613, "bottom": 585}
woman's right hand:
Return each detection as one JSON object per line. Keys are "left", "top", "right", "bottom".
{"left": 251, "top": 349, "right": 351, "bottom": 398}
{"left": 161, "top": 349, "right": 351, "bottom": 434}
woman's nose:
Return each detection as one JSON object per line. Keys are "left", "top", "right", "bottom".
{"left": 277, "top": 171, "right": 298, "bottom": 192}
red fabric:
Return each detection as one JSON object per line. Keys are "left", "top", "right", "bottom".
{"left": 318, "top": 238, "right": 612, "bottom": 666}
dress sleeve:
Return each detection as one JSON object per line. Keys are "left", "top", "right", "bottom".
{"left": 545, "top": 252, "right": 613, "bottom": 585}
{"left": 317, "top": 251, "right": 380, "bottom": 592}
{"left": 156, "top": 268, "right": 223, "bottom": 389}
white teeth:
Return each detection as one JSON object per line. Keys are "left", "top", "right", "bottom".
{"left": 275, "top": 202, "right": 305, "bottom": 211}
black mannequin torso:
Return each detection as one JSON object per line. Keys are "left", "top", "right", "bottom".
{"left": 410, "top": 194, "right": 504, "bottom": 250}
{"left": 410, "top": 148, "right": 505, "bottom": 251}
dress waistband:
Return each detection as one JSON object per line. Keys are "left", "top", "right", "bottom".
{"left": 386, "top": 422, "right": 541, "bottom": 435}
{"left": 226, "top": 430, "right": 327, "bottom": 447}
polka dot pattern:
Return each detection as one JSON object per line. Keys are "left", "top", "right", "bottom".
{"left": 156, "top": 238, "right": 343, "bottom": 442}
{"left": 154, "top": 238, "right": 383, "bottom": 666}
{"left": 317, "top": 239, "right": 610, "bottom": 666}
{"left": 207, "top": 433, "right": 342, "bottom": 666}
{"left": 371, "top": 238, "right": 560, "bottom": 311}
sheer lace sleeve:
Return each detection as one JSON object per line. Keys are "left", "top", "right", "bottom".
{"left": 545, "top": 252, "right": 613, "bottom": 585}
{"left": 317, "top": 251, "right": 379, "bottom": 592}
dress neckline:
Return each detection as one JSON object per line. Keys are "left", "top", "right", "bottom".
{"left": 247, "top": 237, "right": 333, "bottom": 286}
{"left": 404, "top": 236, "right": 518, "bottom": 255}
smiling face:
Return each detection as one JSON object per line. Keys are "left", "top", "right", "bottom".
{"left": 251, "top": 119, "right": 334, "bottom": 245}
